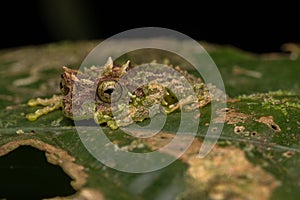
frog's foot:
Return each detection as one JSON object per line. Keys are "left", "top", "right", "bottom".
{"left": 26, "top": 95, "right": 62, "bottom": 121}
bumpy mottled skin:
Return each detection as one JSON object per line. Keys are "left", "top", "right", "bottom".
{"left": 26, "top": 57, "right": 215, "bottom": 129}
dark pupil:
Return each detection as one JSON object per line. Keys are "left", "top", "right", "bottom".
{"left": 104, "top": 88, "right": 114, "bottom": 95}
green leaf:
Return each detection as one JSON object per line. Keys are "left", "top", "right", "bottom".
{"left": 0, "top": 41, "right": 299, "bottom": 199}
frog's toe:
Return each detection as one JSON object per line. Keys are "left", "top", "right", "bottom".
{"left": 26, "top": 113, "right": 39, "bottom": 121}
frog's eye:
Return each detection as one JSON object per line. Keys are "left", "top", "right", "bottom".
{"left": 97, "top": 81, "right": 122, "bottom": 103}
{"left": 60, "top": 78, "right": 70, "bottom": 95}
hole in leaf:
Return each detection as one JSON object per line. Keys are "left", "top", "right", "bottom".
{"left": 270, "top": 124, "right": 279, "bottom": 131}
{"left": 0, "top": 146, "right": 76, "bottom": 200}
{"left": 251, "top": 131, "right": 257, "bottom": 136}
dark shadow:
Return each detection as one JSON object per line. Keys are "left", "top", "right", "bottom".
{"left": 0, "top": 146, "right": 76, "bottom": 200}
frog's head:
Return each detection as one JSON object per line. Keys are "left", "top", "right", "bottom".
{"left": 60, "top": 66, "right": 78, "bottom": 118}
{"left": 60, "top": 57, "right": 131, "bottom": 119}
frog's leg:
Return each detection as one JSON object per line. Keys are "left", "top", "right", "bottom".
{"left": 26, "top": 95, "right": 62, "bottom": 121}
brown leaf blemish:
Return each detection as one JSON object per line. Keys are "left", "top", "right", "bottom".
{"left": 282, "top": 151, "right": 295, "bottom": 158}
{"left": 234, "top": 125, "right": 245, "bottom": 134}
{"left": 180, "top": 139, "right": 280, "bottom": 200}
{"left": 214, "top": 108, "right": 249, "bottom": 125}
{"left": 141, "top": 133, "right": 280, "bottom": 200}
{"left": 256, "top": 116, "right": 281, "bottom": 133}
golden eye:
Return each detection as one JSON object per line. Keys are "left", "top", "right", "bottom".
{"left": 60, "top": 78, "right": 70, "bottom": 95}
{"left": 97, "top": 81, "right": 122, "bottom": 103}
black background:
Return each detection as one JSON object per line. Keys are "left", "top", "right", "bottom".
{"left": 1, "top": 1, "right": 299, "bottom": 53}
